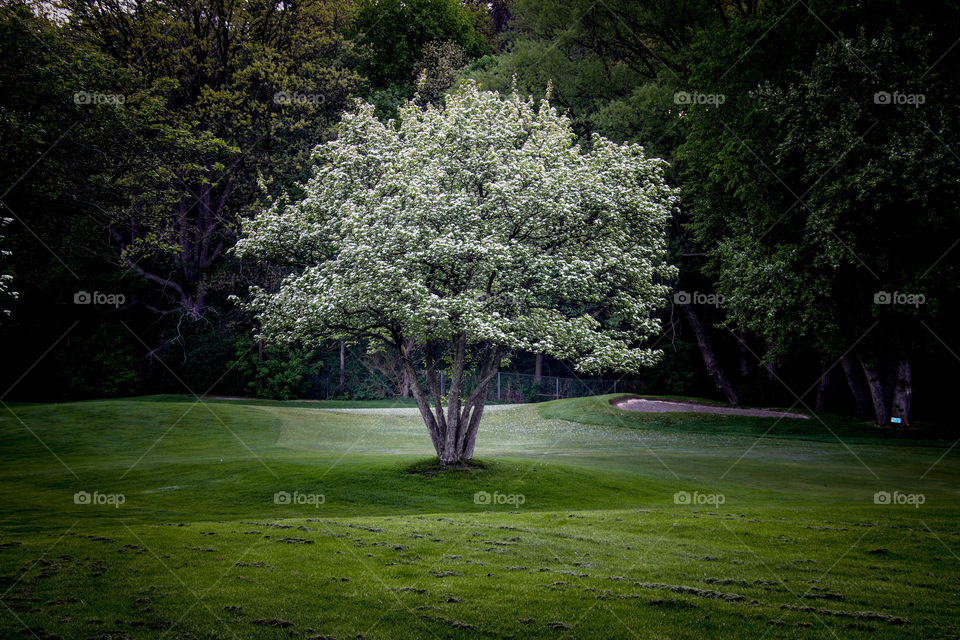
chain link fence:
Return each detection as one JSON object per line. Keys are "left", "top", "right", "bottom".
{"left": 305, "top": 368, "right": 645, "bottom": 403}
{"left": 481, "top": 371, "right": 644, "bottom": 403}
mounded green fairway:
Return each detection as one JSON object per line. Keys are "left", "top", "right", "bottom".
{"left": 0, "top": 394, "right": 957, "bottom": 639}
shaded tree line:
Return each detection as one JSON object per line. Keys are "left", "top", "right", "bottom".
{"left": 0, "top": 0, "right": 494, "bottom": 400}
{"left": 2, "top": 0, "right": 958, "bottom": 429}
{"left": 465, "top": 0, "right": 959, "bottom": 426}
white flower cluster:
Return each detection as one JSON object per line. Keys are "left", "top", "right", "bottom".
{"left": 0, "top": 217, "right": 17, "bottom": 317}
{"left": 235, "top": 81, "right": 677, "bottom": 373}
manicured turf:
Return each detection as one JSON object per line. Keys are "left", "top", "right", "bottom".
{"left": 0, "top": 394, "right": 956, "bottom": 639}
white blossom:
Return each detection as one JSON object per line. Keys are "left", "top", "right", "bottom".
{"left": 0, "top": 218, "right": 16, "bottom": 318}
{"left": 235, "top": 81, "right": 677, "bottom": 374}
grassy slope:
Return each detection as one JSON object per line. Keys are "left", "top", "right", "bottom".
{"left": 0, "top": 395, "right": 957, "bottom": 639}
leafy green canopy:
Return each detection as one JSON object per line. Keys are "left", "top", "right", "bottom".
{"left": 235, "top": 81, "right": 676, "bottom": 375}
{"left": 681, "top": 5, "right": 960, "bottom": 363}
{"left": 350, "top": 0, "right": 489, "bottom": 90}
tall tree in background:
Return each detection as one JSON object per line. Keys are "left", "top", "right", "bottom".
{"left": 0, "top": 2, "right": 159, "bottom": 398}
{"left": 350, "top": 0, "right": 489, "bottom": 115}
{"left": 749, "top": 28, "right": 955, "bottom": 425}
{"left": 63, "top": 0, "right": 362, "bottom": 319}
{"left": 681, "top": 2, "right": 959, "bottom": 424}
{"left": 464, "top": 0, "right": 741, "bottom": 402}
{"left": 0, "top": 0, "right": 501, "bottom": 400}
{"left": 411, "top": 40, "right": 468, "bottom": 105}
{"left": 465, "top": 0, "right": 960, "bottom": 422}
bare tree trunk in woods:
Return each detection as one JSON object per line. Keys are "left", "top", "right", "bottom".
{"left": 339, "top": 341, "right": 345, "bottom": 394}
{"left": 735, "top": 331, "right": 750, "bottom": 377}
{"left": 679, "top": 303, "right": 740, "bottom": 405}
{"left": 763, "top": 341, "right": 777, "bottom": 382}
{"left": 890, "top": 358, "right": 913, "bottom": 426}
{"left": 534, "top": 353, "right": 543, "bottom": 383}
{"left": 841, "top": 355, "right": 870, "bottom": 417}
{"left": 815, "top": 364, "right": 830, "bottom": 412}
{"left": 860, "top": 359, "right": 890, "bottom": 426}
{"left": 490, "top": 0, "right": 512, "bottom": 50}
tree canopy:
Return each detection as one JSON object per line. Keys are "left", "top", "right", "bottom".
{"left": 235, "top": 81, "right": 676, "bottom": 462}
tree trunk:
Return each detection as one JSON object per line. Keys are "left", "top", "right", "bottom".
{"left": 763, "top": 340, "right": 777, "bottom": 382}
{"left": 860, "top": 359, "right": 890, "bottom": 426}
{"left": 534, "top": 353, "right": 543, "bottom": 383}
{"left": 841, "top": 355, "right": 870, "bottom": 417}
{"left": 339, "top": 341, "right": 345, "bottom": 394}
{"left": 398, "top": 341, "right": 441, "bottom": 452}
{"left": 422, "top": 343, "right": 448, "bottom": 435}
{"left": 456, "top": 345, "right": 502, "bottom": 461}
{"left": 679, "top": 303, "right": 739, "bottom": 405}
{"left": 890, "top": 358, "right": 912, "bottom": 426}
{"left": 396, "top": 335, "right": 502, "bottom": 465}
{"left": 462, "top": 388, "right": 490, "bottom": 459}
{"left": 440, "top": 334, "right": 468, "bottom": 465}
{"left": 735, "top": 331, "right": 750, "bottom": 377}
{"left": 399, "top": 359, "right": 412, "bottom": 398}
{"left": 814, "top": 364, "right": 830, "bottom": 413}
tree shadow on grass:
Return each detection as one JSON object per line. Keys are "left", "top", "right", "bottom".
{"left": 402, "top": 457, "right": 492, "bottom": 477}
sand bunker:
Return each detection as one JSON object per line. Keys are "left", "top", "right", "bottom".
{"left": 613, "top": 397, "right": 808, "bottom": 420}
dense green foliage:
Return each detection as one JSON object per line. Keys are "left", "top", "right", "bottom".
{"left": 1, "top": 0, "right": 957, "bottom": 429}
{"left": 351, "top": 0, "right": 488, "bottom": 89}
{"left": 463, "top": 0, "right": 960, "bottom": 425}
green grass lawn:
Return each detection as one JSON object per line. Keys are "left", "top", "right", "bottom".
{"left": 0, "top": 394, "right": 957, "bottom": 639}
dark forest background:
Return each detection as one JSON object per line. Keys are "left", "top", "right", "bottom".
{"left": 1, "top": 0, "right": 957, "bottom": 427}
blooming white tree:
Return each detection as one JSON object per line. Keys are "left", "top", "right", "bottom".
{"left": 0, "top": 218, "right": 16, "bottom": 318}
{"left": 235, "top": 81, "right": 676, "bottom": 465}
